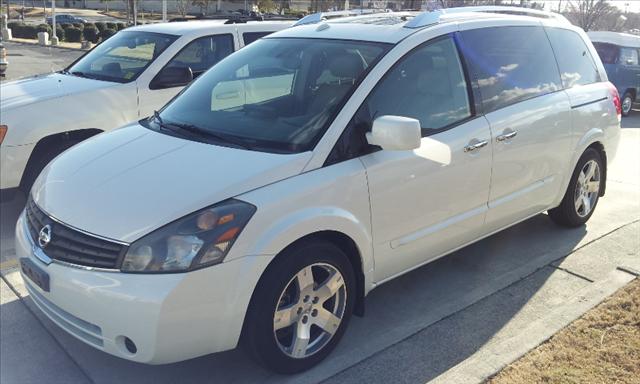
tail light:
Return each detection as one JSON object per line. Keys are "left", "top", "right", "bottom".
{"left": 607, "top": 82, "right": 622, "bottom": 121}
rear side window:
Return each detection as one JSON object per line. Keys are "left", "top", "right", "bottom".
{"left": 620, "top": 47, "right": 639, "bottom": 66}
{"left": 546, "top": 28, "right": 600, "bottom": 88}
{"left": 460, "top": 26, "right": 562, "bottom": 113}
{"left": 243, "top": 32, "right": 271, "bottom": 46}
{"left": 593, "top": 42, "right": 619, "bottom": 64}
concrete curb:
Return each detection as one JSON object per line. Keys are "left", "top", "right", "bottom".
{"left": 7, "top": 39, "right": 87, "bottom": 52}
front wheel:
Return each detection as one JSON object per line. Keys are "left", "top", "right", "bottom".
{"left": 242, "top": 240, "right": 355, "bottom": 373}
{"left": 621, "top": 92, "right": 633, "bottom": 117}
{"left": 548, "top": 148, "right": 603, "bottom": 227}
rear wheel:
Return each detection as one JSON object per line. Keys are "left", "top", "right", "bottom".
{"left": 243, "top": 239, "right": 355, "bottom": 373}
{"left": 548, "top": 148, "right": 603, "bottom": 227}
{"left": 621, "top": 92, "right": 633, "bottom": 117}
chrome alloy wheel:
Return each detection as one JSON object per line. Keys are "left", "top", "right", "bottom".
{"left": 622, "top": 95, "right": 632, "bottom": 115}
{"left": 574, "top": 159, "right": 600, "bottom": 218}
{"left": 273, "top": 263, "right": 347, "bottom": 359}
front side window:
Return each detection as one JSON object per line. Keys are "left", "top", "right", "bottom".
{"left": 154, "top": 38, "right": 390, "bottom": 153}
{"left": 459, "top": 26, "right": 562, "bottom": 113}
{"left": 362, "top": 36, "right": 471, "bottom": 133}
{"left": 593, "top": 42, "right": 619, "bottom": 65}
{"left": 163, "top": 34, "right": 234, "bottom": 79}
{"left": 619, "top": 47, "right": 639, "bottom": 66}
{"left": 325, "top": 35, "right": 472, "bottom": 165}
{"left": 66, "top": 31, "right": 177, "bottom": 83}
{"left": 546, "top": 28, "right": 600, "bottom": 88}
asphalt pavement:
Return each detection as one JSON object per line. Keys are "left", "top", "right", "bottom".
{"left": 0, "top": 41, "right": 84, "bottom": 82}
{"left": 0, "top": 45, "right": 639, "bottom": 383}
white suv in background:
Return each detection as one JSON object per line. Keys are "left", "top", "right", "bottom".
{"left": 0, "top": 19, "right": 291, "bottom": 199}
{"left": 17, "top": 7, "right": 621, "bottom": 373}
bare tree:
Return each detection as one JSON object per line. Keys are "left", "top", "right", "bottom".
{"left": 192, "top": 0, "right": 212, "bottom": 15}
{"left": 566, "top": 0, "right": 619, "bottom": 32}
{"left": 176, "top": 0, "right": 189, "bottom": 17}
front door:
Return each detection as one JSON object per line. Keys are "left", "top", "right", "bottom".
{"left": 354, "top": 35, "right": 493, "bottom": 282}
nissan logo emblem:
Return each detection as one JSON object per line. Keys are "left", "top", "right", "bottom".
{"left": 38, "top": 224, "right": 52, "bottom": 248}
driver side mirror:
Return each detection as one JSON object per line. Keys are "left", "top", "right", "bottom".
{"left": 150, "top": 66, "right": 193, "bottom": 90}
{"left": 366, "top": 115, "right": 422, "bottom": 151}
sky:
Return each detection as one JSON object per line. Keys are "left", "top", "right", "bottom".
{"left": 537, "top": 0, "right": 640, "bottom": 13}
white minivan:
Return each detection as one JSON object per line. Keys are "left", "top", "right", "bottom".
{"left": 17, "top": 7, "right": 621, "bottom": 373}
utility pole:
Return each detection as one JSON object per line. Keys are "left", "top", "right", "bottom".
{"left": 51, "top": 0, "right": 58, "bottom": 45}
{"left": 162, "top": 0, "right": 167, "bottom": 22}
{"left": 133, "top": 0, "right": 137, "bottom": 25}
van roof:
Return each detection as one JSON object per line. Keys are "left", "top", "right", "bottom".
{"left": 125, "top": 20, "right": 293, "bottom": 36}
{"left": 270, "top": 6, "right": 570, "bottom": 44}
{"left": 588, "top": 31, "right": 640, "bottom": 48}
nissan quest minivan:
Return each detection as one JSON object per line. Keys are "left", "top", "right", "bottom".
{"left": 17, "top": 7, "right": 621, "bottom": 373}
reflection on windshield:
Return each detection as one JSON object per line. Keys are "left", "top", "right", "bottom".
{"left": 66, "top": 31, "right": 177, "bottom": 83}
{"left": 156, "top": 38, "right": 390, "bottom": 153}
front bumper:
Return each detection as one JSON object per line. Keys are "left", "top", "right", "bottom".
{"left": 15, "top": 212, "right": 271, "bottom": 364}
{"left": 0, "top": 143, "right": 34, "bottom": 190}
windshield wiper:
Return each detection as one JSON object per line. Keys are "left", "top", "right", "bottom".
{"left": 69, "top": 70, "right": 91, "bottom": 78}
{"left": 157, "top": 117, "right": 253, "bottom": 150}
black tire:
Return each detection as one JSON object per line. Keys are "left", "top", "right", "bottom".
{"left": 548, "top": 148, "right": 603, "bottom": 227}
{"left": 20, "top": 140, "right": 77, "bottom": 195}
{"left": 621, "top": 92, "right": 633, "bottom": 117}
{"left": 242, "top": 239, "right": 355, "bottom": 374}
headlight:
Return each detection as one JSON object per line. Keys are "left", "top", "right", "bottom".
{"left": 121, "top": 200, "right": 256, "bottom": 273}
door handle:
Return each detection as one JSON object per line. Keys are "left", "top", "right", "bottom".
{"left": 496, "top": 131, "right": 518, "bottom": 142}
{"left": 464, "top": 140, "right": 488, "bottom": 153}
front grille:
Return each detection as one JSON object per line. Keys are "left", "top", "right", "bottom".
{"left": 25, "top": 196, "right": 126, "bottom": 269}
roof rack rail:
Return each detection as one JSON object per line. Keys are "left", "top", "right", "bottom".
{"left": 292, "top": 9, "right": 391, "bottom": 27}
{"left": 169, "top": 14, "right": 298, "bottom": 24}
{"left": 404, "top": 6, "right": 569, "bottom": 29}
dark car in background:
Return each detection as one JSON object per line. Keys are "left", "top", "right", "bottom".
{"left": 589, "top": 31, "right": 640, "bottom": 116}
{"left": 46, "top": 14, "right": 87, "bottom": 25}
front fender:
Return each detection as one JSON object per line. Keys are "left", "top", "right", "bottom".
{"left": 232, "top": 159, "right": 375, "bottom": 293}
{"left": 1, "top": 86, "right": 138, "bottom": 146}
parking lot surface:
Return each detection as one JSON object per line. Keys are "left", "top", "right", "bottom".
{"left": 0, "top": 42, "right": 84, "bottom": 82}
{"left": 1, "top": 44, "right": 639, "bottom": 384}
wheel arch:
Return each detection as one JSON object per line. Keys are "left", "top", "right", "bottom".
{"left": 586, "top": 141, "right": 607, "bottom": 197}
{"left": 623, "top": 88, "right": 636, "bottom": 101}
{"left": 20, "top": 128, "right": 103, "bottom": 190}
{"left": 247, "top": 229, "right": 368, "bottom": 320}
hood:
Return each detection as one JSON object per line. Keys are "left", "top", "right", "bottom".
{"left": 32, "top": 124, "right": 312, "bottom": 243}
{"left": 0, "top": 72, "right": 117, "bottom": 110}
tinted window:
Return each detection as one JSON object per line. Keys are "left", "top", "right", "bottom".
{"left": 620, "top": 47, "right": 639, "bottom": 66}
{"left": 364, "top": 36, "right": 471, "bottom": 132}
{"left": 325, "top": 36, "right": 471, "bottom": 164}
{"left": 546, "top": 28, "right": 600, "bottom": 88}
{"left": 156, "top": 38, "right": 389, "bottom": 153}
{"left": 243, "top": 32, "right": 271, "bottom": 45}
{"left": 459, "top": 26, "right": 562, "bottom": 112}
{"left": 164, "top": 34, "right": 234, "bottom": 78}
{"left": 593, "top": 42, "right": 619, "bottom": 64}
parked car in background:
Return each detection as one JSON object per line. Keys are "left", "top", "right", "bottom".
{"left": 0, "top": 19, "right": 292, "bottom": 200}
{"left": 46, "top": 14, "right": 88, "bottom": 25}
{"left": 16, "top": 7, "right": 620, "bottom": 373}
{"left": 589, "top": 31, "right": 640, "bottom": 116}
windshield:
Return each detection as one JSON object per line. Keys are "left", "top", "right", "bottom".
{"left": 154, "top": 38, "right": 390, "bottom": 153}
{"left": 66, "top": 31, "right": 177, "bottom": 83}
